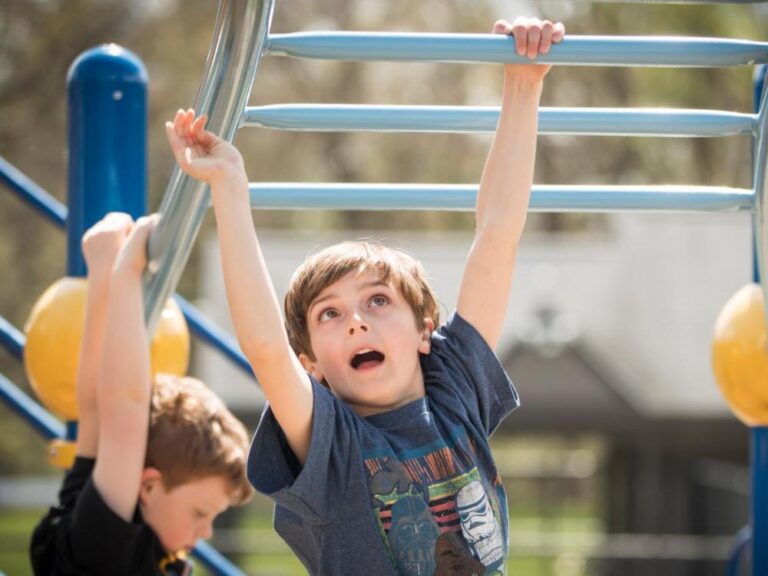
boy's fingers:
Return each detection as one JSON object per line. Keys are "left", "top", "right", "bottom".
{"left": 196, "top": 130, "right": 216, "bottom": 147}
{"left": 129, "top": 214, "right": 159, "bottom": 245}
{"left": 492, "top": 19, "right": 511, "bottom": 35}
{"left": 164, "top": 123, "right": 187, "bottom": 165}
{"left": 526, "top": 25, "right": 541, "bottom": 59}
{"left": 103, "top": 212, "right": 134, "bottom": 234}
{"left": 539, "top": 21, "right": 554, "bottom": 54}
{"left": 552, "top": 22, "right": 565, "bottom": 43}
{"left": 512, "top": 19, "right": 529, "bottom": 56}
{"left": 191, "top": 114, "right": 208, "bottom": 136}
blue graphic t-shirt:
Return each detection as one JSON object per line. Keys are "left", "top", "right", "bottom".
{"left": 248, "top": 312, "right": 520, "bottom": 576}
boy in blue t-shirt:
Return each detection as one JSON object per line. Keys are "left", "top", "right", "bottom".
{"left": 166, "top": 16, "right": 564, "bottom": 575}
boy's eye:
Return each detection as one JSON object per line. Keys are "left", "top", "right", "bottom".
{"left": 318, "top": 308, "right": 339, "bottom": 322}
{"left": 193, "top": 510, "right": 207, "bottom": 519}
{"left": 369, "top": 294, "right": 389, "bottom": 307}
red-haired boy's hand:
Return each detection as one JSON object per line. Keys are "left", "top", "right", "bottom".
{"left": 81, "top": 212, "right": 134, "bottom": 276}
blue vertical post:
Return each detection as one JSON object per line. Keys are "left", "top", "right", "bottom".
{"left": 753, "top": 64, "right": 767, "bottom": 576}
{"left": 66, "top": 45, "right": 148, "bottom": 440}
{"left": 753, "top": 428, "right": 768, "bottom": 575}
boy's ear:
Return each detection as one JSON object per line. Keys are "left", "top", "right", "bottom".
{"left": 139, "top": 467, "right": 163, "bottom": 504}
{"left": 298, "top": 353, "right": 324, "bottom": 382}
{"left": 418, "top": 317, "right": 435, "bottom": 354}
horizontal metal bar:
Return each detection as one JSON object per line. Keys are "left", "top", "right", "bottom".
{"left": 0, "top": 372, "right": 65, "bottom": 440}
{"left": 0, "top": 315, "right": 25, "bottom": 360}
{"left": 192, "top": 540, "right": 247, "bottom": 576}
{"left": 266, "top": 34, "right": 768, "bottom": 67}
{"left": 174, "top": 295, "right": 254, "bottom": 378}
{"left": 244, "top": 105, "right": 756, "bottom": 137}
{"left": 249, "top": 183, "right": 754, "bottom": 213}
{"left": 594, "top": 0, "right": 764, "bottom": 3}
{"left": 0, "top": 156, "right": 68, "bottom": 226}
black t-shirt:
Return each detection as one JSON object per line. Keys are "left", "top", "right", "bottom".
{"left": 30, "top": 457, "right": 192, "bottom": 576}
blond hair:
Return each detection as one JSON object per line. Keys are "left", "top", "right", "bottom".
{"left": 285, "top": 240, "right": 440, "bottom": 360}
{"left": 145, "top": 375, "right": 252, "bottom": 505}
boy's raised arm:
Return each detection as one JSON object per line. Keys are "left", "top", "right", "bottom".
{"left": 92, "top": 216, "right": 157, "bottom": 521}
{"left": 75, "top": 214, "right": 134, "bottom": 458}
{"left": 457, "top": 18, "right": 564, "bottom": 349}
{"left": 166, "top": 110, "right": 314, "bottom": 463}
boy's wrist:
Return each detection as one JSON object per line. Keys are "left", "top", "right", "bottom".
{"left": 209, "top": 171, "right": 250, "bottom": 204}
{"left": 503, "top": 68, "right": 546, "bottom": 89}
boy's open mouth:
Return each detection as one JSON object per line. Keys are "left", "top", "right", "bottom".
{"left": 350, "top": 349, "right": 385, "bottom": 370}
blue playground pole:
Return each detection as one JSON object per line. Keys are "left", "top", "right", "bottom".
{"left": 66, "top": 45, "right": 148, "bottom": 442}
{"left": 752, "top": 64, "right": 767, "bottom": 576}
{"left": 753, "top": 429, "right": 767, "bottom": 576}
{"left": 67, "top": 44, "right": 147, "bottom": 276}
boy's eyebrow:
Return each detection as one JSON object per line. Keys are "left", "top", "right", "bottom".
{"left": 308, "top": 279, "right": 390, "bottom": 314}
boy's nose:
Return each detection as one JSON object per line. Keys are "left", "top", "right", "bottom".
{"left": 348, "top": 313, "right": 369, "bottom": 335}
{"left": 198, "top": 522, "right": 214, "bottom": 541}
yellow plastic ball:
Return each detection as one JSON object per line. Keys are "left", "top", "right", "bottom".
{"left": 24, "top": 277, "right": 190, "bottom": 420}
{"left": 712, "top": 283, "right": 768, "bottom": 426}
{"left": 48, "top": 439, "right": 77, "bottom": 470}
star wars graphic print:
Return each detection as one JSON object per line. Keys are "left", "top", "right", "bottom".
{"left": 364, "top": 441, "right": 506, "bottom": 575}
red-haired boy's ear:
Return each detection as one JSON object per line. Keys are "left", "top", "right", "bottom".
{"left": 418, "top": 318, "right": 435, "bottom": 354}
{"left": 139, "top": 467, "right": 163, "bottom": 504}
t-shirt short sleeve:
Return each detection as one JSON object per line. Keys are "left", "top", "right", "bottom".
{"left": 67, "top": 478, "right": 149, "bottom": 572}
{"left": 248, "top": 376, "right": 359, "bottom": 525}
{"left": 423, "top": 311, "right": 519, "bottom": 436}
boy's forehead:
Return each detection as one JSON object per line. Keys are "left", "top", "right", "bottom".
{"left": 310, "top": 268, "right": 390, "bottom": 303}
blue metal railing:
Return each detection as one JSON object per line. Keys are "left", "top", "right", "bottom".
{"left": 0, "top": 372, "right": 65, "bottom": 440}
{"left": 244, "top": 104, "right": 757, "bottom": 137}
{"left": 0, "top": 156, "right": 254, "bottom": 381}
{"left": 265, "top": 33, "right": 768, "bottom": 67}
{"left": 246, "top": 183, "right": 753, "bottom": 213}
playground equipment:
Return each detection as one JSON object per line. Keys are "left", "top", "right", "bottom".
{"left": 24, "top": 277, "right": 190, "bottom": 422}
{"left": 713, "top": 283, "right": 768, "bottom": 427}
{"left": 1, "top": 0, "right": 768, "bottom": 574}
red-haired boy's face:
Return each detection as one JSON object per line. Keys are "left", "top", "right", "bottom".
{"left": 140, "top": 471, "right": 231, "bottom": 555}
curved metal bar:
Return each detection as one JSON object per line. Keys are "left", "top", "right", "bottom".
{"left": 0, "top": 156, "right": 68, "bottom": 226}
{"left": 244, "top": 104, "right": 756, "bottom": 137}
{"left": 266, "top": 33, "right": 768, "bottom": 68}
{"left": 248, "top": 182, "right": 753, "bottom": 213}
{"left": 0, "top": 372, "right": 65, "bottom": 440}
{"left": 174, "top": 295, "right": 254, "bottom": 377}
{"left": 143, "top": 0, "right": 276, "bottom": 334}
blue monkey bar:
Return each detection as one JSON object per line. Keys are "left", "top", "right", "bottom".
{"left": 244, "top": 105, "right": 756, "bottom": 136}
{"left": 265, "top": 33, "right": 768, "bottom": 67}
{"left": 246, "top": 183, "right": 753, "bottom": 213}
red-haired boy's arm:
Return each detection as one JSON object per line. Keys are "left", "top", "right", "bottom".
{"left": 76, "top": 213, "right": 134, "bottom": 458}
{"left": 457, "top": 18, "right": 564, "bottom": 349}
{"left": 92, "top": 216, "right": 156, "bottom": 521}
